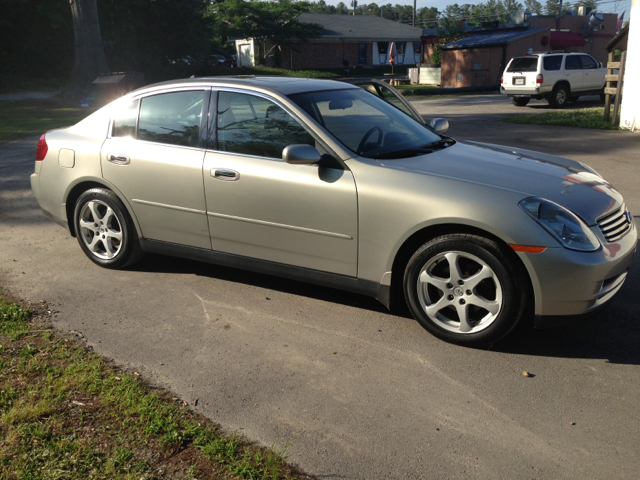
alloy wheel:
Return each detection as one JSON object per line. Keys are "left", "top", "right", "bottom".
{"left": 79, "top": 200, "right": 123, "bottom": 260}
{"left": 416, "top": 251, "right": 503, "bottom": 334}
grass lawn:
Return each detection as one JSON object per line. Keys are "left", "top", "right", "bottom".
{"left": 505, "top": 107, "right": 621, "bottom": 130}
{"left": 0, "top": 98, "right": 97, "bottom": 144}
{"left": 0, "top": 295, "right": 310, "bottom": 479}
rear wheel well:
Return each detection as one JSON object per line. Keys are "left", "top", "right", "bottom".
{"left": 65, "top": 181, "right": 111, "bottom": 237}
{"left": 389, "top": 224, "right": 534, "bottom": 312}
{"left": 553, "top": 81, "right": 571, "bottom": 94}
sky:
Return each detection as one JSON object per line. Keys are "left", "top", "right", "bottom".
{"left": 321, "top": 0, "right": 632, "bottom": 18}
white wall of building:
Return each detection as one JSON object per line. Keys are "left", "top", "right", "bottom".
{"left": 620, "top": 0, "right": 640, "bottom": 131}
{"left": 234, "top": 39, "right": 257, "bottom": 67}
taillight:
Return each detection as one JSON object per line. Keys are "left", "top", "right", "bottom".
{"left": 536, "top": 74, "right": 543, "bottom": 84}
{"left": 500, "top": 74, "right": 503, "bottom": 84}
{"left": 35, "top": 133, "right": 48, "bottom": 161}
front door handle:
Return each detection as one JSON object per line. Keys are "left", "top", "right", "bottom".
{"left": 211, "top": 169, "right": 240, "bottom": 181}
{"left": 107, "top": 153, "right": 130, "bottom": 165}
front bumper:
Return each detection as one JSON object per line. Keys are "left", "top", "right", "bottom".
{"left": 519, "top": 221, "right": 637, "bottom": 318}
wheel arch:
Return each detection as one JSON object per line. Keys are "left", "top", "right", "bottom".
{"left": 64, "top": 179, "right": 142, "bottom": 238}
{"left": 553, "top": 80, "right": 571, "bottom": 94}
{"left": 387, "top": 223, "right": 535, "bottom": 313}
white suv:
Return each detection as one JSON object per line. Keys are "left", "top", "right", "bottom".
{"left": 500, "top": 52, "right": 606, "bottom": 108}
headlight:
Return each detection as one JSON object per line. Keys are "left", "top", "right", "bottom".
{"left": 519, "top": 197, "right": 600, "bottom": 252}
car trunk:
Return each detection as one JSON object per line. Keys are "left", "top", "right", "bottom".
{"left": 504, "top": 56, "right": 539, "bottom": 91}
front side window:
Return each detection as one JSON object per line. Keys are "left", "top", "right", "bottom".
{"left": 290, "top": 88, "right": 441, "bottom": 159}
{"left": 112, "top": 99, "right": 139, "bottom": 138}
{"left": 138, "top": 91, "right": 204, "bottom": 148}
{"left": 565, "top": 55, "right": 581, "bottom": 70}
{"left": 543, "top": 55, "right": 563, "bottom": 71}
{"left": 580, "top": 55, "right": 598, "bottom": 69}
{"left": 216, "top": 91, "right": 315, "bottom": 159}
{"left": 507, "top": 57, "right": 538, "bottom": 72}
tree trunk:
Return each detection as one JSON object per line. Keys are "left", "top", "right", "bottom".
{"left": 65, "top": 0, "right": 109, "bottom": 97}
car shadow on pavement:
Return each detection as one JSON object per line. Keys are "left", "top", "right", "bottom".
{"left": 133, "top": 253, "right": 394, "bottom": 315}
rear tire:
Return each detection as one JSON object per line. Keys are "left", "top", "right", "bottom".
{"left": 511, "top": 97, "right": 530, "bottom": 107}
{"left": 548, "top": 85, "right": 569, "bottom": 108}
{"left": 403, "top": 234, "right": 529, "bottom": 347}
{"left": 73, "top": 188, "right": 144, "bottom": 269}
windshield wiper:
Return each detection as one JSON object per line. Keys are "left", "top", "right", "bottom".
{"left": 373, "top": 148, "right": 434, "bottom": 159}
{"left": 420, "top": 138, "right": 456, "bottom": 150}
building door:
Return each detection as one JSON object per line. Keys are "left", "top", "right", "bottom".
{"left": 358, "top": 43, "right": 367, "bottom": 65}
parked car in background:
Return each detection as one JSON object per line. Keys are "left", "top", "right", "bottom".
{"left": 209, "top": 54, "right": 235, "bottom": 67}
{"left": 501, "top": 52, "right": 606, "bottom": 108}
{"left": 30, "top": 77, "right": 636, "bottom": 347}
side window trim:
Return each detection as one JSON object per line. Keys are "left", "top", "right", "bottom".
{"left": 207, "top": 90, "right": 218, "bottom": 151}
{"left": 199, "top": 88, "right": 212, "bottom": 149}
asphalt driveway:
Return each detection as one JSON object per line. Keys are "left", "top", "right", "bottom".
{"left": 1, "top": 99, "right": 639, "bottom": 479}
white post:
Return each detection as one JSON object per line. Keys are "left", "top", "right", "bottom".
{"left": 620, "top": 0, "right": 640, "bottom": 131}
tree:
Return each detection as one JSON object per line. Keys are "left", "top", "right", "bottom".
{"left": 524, "top": 0, "right": 543, "bottom": 15}
{"left": 208, "top": 0, "right": 322, "bottom": 65}
{"left": 66, "top": 0, "right": 110, "bottom": 96}
{"left": 544, "top": 0, "right": 559, "bottom": 15}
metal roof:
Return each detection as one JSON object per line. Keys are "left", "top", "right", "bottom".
{"left": 440, "top": 28, "right": 546, "bottom": 50}
{"left": 297, "top": 14, "right": 423, "bottom": 40}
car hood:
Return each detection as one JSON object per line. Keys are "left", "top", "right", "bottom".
{"left": 375, "top": 140, "right": 623, "bottom": 225}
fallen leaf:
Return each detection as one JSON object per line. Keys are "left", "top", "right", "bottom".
{"left": 522, "top": 371, "right": 535, "bottom": 377}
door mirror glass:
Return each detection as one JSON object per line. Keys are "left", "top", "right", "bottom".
{"left": 283, "top": 145, "right": 322, "bottom": 165}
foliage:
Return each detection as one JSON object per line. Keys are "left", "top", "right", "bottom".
{"left": 0, "top": 296, "right": 306, "bottom": 479}
{"left": 505, "top": 107, "right": 621, "bottom": 130}
{"left": 208, "top": 0, "right": 323, "bottom": 64}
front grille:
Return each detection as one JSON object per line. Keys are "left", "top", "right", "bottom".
{"left": 598, "top": 205, "right": 632, "bottom": 242}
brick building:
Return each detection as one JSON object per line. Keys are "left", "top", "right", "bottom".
{"left": 235, "top": 14, "right": 424, "bottom": 70}
{"left": 438, "top": 13, "right": 618, "bottom": 87}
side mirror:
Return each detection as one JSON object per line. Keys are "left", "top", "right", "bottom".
{"left": 283, "top": 145, "right": 322, "bottom": 165}
{"left": 429, "top": 118, "right": 449, "bottom": 133}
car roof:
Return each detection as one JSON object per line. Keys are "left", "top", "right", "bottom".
{"left": 135, "top": 76, "right": 358, "bottom": 97}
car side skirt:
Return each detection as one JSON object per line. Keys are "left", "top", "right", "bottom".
{"left": 139, "top": 239, "right": 390, "bottom": 308}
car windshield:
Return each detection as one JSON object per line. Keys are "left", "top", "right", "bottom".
{"left": 289, "top": 88, "right": 442, "bottom": 159}
{"left": 507, "top": 57, "right": 538, "bottom": 72}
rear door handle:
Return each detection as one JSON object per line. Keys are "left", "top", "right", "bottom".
{"left": 211, "top": 169, "right": 240, "bottom": 181}
{"left": 107, "top": 154, "right": 130, "bottom": 165}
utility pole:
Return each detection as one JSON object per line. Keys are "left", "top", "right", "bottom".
{"left": 413, "top": 0, "right": 416, "bottom": 26}
{"left": 621, "top": 0, "right": 639, "bottom": 130}
{"left": 351, "top": 0, "right": 357, "bottom": 15}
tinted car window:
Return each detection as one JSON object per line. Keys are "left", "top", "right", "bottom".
{"left": 580, "top": 55, "right": 598, "bottom": 69}
{"left": 216, "top": 92, "right": 315, "bottom": 159}
{"left": 138, "top": 91, "right": 204, "bottom": 148}
{"left": 565, "top": 56, "right": 581, "bottom": 70}
{"left": 507, "top": 57, "right": 538, "bottom": 72}
{"left": 112, "top": 100, "right": 139, "bottom": 138}
{"left": 543, "top": 55, "right": 563, "bottom": 71}
{"left": 290, "top": 89, "right": 441, "bottom": 159}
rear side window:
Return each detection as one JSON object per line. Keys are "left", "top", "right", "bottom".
{"left": 138, "top": 91, "right": 204, "bottom": 148}
{"left": 507, "top": 57, "right": 538, "bottom": 72}
{"left": 543, "top": 55, "right": 563, "bottom": 71}
{"left": 112, "top": 100, "right": 139, "bottom": 138}
{"left": 565, "top": 56, "right": 581, "bottom": 70}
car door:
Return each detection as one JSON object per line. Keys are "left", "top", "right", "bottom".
{"left": 579, "top": 54, "right": 603, "bottom": 90}
{"left": 101, "top": 88, "right": 211, "bottom": 249}
{"left": 202, "top": 89, "right": 358, "bottom": 276}
{"left": 564, "top": 55, "right": 584, "bottom": 92}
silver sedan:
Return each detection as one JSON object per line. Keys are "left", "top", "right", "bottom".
{"left": 30, "top": 77, "right": 637, "bottom": 346}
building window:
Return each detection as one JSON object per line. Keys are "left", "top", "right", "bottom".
{"left": 377, "top": 41, "right": 389, "bottom": 63}
{"left": 358, "top": 43, "right": 367, "bottom": 65}
{"left": 396, "top": 42, "right": 406, "bottom": 64}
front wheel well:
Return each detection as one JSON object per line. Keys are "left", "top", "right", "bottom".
{"left": 389, "top": 224, "right": 534, "bottom": 312}
{"left": 65, "top": 181, "right": 112, "bottom": 237}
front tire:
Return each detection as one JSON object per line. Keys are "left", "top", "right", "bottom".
{"left": 403, "top": 234, "right": 528, "bottom": 347}
{"left": 73, "top": 188, "right": 143, "bottom": 269}
{"left": 511, "top": 97, "right": 530, "bottom": 107}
